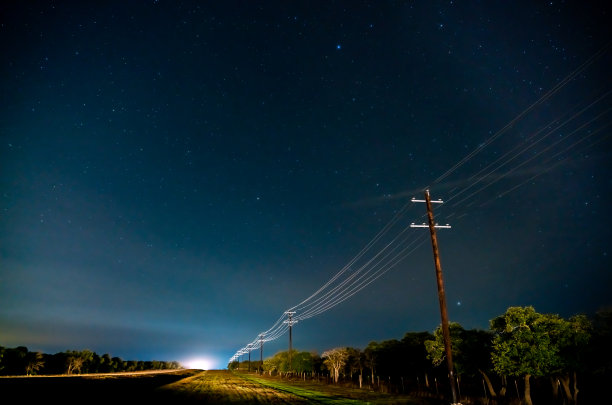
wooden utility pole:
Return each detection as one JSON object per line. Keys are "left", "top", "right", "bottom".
{"left": 284, "top": 311, "right": 297, "bottom": 372}
{"left": 411, "top": 189, "right": 460, "bottom": 405}
{"left": 259, "top": 333, "right": 264, "bottom": 372}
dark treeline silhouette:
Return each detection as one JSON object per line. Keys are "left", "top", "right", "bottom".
{"left": 230, "top": 307, "right": 612, "bottom": 405}
{"left": 0, "top": 347, "right": 180, "bottom": 376}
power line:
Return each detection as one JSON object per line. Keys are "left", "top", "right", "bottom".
{"left": 228, "top": 41, "right": 612, "bottom": 366}
{"left": 429, "top": 40, "right": 612, "bottom": 189}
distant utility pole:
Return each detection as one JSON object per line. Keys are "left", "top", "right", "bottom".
{"left": 259, "top": 333, "right": 264, "bottom": 372}
{"left": 411, "top": 189, "right": 460, "bottom": 405}
{"left": 248, "top": 346, "right": 251, "bottom": 372}
{"left": 283, "top": 311, "right": 297, "bottom": 372}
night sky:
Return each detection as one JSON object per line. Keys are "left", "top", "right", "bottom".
{"left": 1, "top": 1, "right": 611, "bottom": 369}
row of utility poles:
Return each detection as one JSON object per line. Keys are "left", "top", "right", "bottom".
{"left": 236, "top": 189, "right": 460, "bottom": 405}
{"left": 235, "top": 332, "right": 265, "bottom": 372}
{"left": 236, "top": 310, "right": 298, "bottom": 372}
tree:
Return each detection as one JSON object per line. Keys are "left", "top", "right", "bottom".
{"left": 425, "top": 323, "right": 499, "bottom": 397}
{"left": 260, "top": 350, "right": 316, "bottom": 376}
{"left": 65, "top": 350, "right": 95, "bottom": 374}
{"left": 293, "top": 351, "right": 315, "bottom": 374}
{"left": 322, "top": 347, "right": 349, "bottom": 383}
{"left": 0, "top": 347, "right": 4, "bottom": 374}
{"left": 490, "top": 306, "right": 564, "bottom": 405}
{"left": 262, "top": 351, "right": 288, "bottom": 375}
{"left": 401, "top": 332, "right": 435, "bottom": 380}
{"left": 66, "top": 355, "right": 84, "bottom": 374}
{"left": 100, "top": 353, "right": 113, "bottom": 373}
{"left": 554, "top": 314, "right": 591, "bottom": 404}
{"left": 1, "top": 346, "right": 28, "bottom": 375}
{"left": 425, "top": 322, "right": 463, "bottom": 368}
{"left": 369, "top": 339, "right": 403, "bottom": 377}
{"left": 25, "top": 351, "right": 44, "bottom": 375}
{"left": 111, "top": 356, "right": 124, "bottom": 372}
{"left": 459, "top": 329, "right": 497, "bottom": 398}
{"left": 346, "top": 347, "right": 364, "bottom": 386}
{"left": 364, "top": 342, "right": 378, "bottom": 385}
{"left": 262, "top": 357, "right": 278, "bottom": 375}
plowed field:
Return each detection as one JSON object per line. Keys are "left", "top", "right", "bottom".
{"left": 158, "top": 370, "right": 438, "bottom": 404}
{"left": 159, "top": 370, "right": 314, "bottom": 403}
{"left": 1, "top": 369, "right": 441, "bottom": 404}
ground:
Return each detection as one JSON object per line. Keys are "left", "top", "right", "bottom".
{"left": 0, "top": 369, "right": 444, "bottom": 404}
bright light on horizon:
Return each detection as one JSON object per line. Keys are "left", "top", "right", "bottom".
{"left": 182, "top": 357, "right": 215, "bottom": 370}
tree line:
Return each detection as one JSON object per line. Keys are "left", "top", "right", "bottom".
{"left": 0, "top": 347, "right": 181, "bottom": 376}
{"left": 229, "top": 306, "right": 612, "bottom": 405}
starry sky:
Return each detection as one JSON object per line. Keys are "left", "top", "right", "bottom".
{"left": 1, "top": 1, "right": 611, "bottom": 369}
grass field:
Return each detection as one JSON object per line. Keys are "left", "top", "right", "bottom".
{"left": 158, "top": 370, "right": 443, "bottom": 404}
{"left": 235, "top": 371, "right": 441, "bottom": 404}
{"left": 1, "top": 369, "right": 444, "bottom": 404}
{"left": 158, "top": 369, "right": 313, "bottom": 403}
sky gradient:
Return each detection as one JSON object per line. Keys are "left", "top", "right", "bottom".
{"left": 1, "top": 1, "right": 611, "bottom": 369}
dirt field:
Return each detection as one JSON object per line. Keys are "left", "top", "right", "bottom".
{"left": 0, "top": 369, "right": 443, "bottom": 404}
{"left": 0, "top": 370, "right": 194, "bottom": 404}
{"left": 158, "top": 370, "right": 314, "bottom": 403}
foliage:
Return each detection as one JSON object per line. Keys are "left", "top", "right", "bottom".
{"left": 401, "top": 331, "right": 436, "bottom": 374}
{"left": 424, "top": 322, "right": 463, "bottom": 368}
{"left": 322, "top": 347, "right": 349, "bottom": 383}
{"left": 0, "top": 346, "right": 180, "bottom": 376}
{"left": 247, "top": 307, "right": 602, "bottom": 403}
{"left": 424, "top": 322, "right": 494, "bottom": 378}
{"left": 0, "top": 346, "right": 28, "bottom": 375}
{"left": 490, "top": 306, "right": 592, "bottom": 405}
{"left": 588, "top": 308, "right": 612, "bottom": 377}
{"left": 491, "top": 306, "right": 564, "bottom": 378}
{"left": 364, "top": 331, "right": 434, "bottom": 380}
{"left": 555, "top": 314, "right": 591, "bottom": 373}
{"left": 261, "top": 350, "right": 319, "bottom": 374}
{"left": 345, "top": 347, "right": 363, "bottom": 377}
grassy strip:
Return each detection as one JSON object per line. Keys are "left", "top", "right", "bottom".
{"left": 236, "top": 372, "right": 365, "bottom": 405}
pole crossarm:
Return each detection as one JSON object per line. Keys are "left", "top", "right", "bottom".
{"left": 410, "top": 223, "right": 451, "bottom": 229}
{"left": 411, "top": 197, "right": 443, "bottom": 203}
{"left": 283, "top": 311, "right": 298, "bottom": 325}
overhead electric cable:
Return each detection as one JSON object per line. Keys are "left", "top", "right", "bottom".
{"left": 429, "top": 41, "right": 611, "bottom": 189}
{"left": 229, "top": 41, "right": 612, "bottom": 365}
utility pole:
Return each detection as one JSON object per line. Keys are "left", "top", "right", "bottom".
{"left": 411, "top": 189, "right": 460, "bottom": 405}
{"left": 259, "top": 333, "right": 264, "bottom": 372}
{"left": 283, "top": 311, "right": 297, "bottom": 372}
{"left": 248, "top": 346, "right": 251, "bottom": 372}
